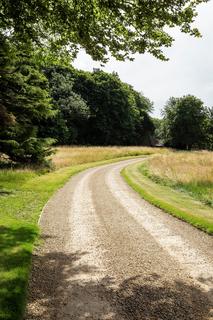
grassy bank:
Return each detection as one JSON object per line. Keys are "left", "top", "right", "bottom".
{"left": 0, "top": 146, "right": 166, "bottom": 320}
{"left": 122, "top": 155, "right": 213, "bottom": 234}
{"left": 145, "top": 151, "right": 213, "bottom": 207}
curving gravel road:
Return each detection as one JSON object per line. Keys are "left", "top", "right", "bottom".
{"left": 26, "top": 158, "right": 213, "bottom": 320}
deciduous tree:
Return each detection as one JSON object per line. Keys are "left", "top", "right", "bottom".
{"left": 161, "top": 95, "right": 208, "bottom": 150}
{"left": 0, "top": 0, "right": 208, "bottom": 62}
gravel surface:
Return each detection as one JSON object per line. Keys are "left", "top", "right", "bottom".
{"left": 25, "top": 158, "right": 213, "bottom": 320}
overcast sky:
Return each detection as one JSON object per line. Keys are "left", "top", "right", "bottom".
{"left": 73, "top": 1, "right": 213, "bottom": 118}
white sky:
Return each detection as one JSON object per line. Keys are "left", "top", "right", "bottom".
{"left": 73, "top": 1, "right": 213, "bottom": 118}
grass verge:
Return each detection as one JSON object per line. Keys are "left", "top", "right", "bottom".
{"left": 145, "top": 152, "right": 213, "bottom": 207}
{"left": 122, "top": 161, "right": 213, "bottom": 235}
{"left": 0, "top": 153, "right": 152, "bottom": 320}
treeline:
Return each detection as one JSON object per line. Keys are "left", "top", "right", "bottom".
{"left": 40, "top": 66, "right": 154, "bottom": 146}
{"left": 1, "top": 39, "right": 213, "bottom": 167}
{"left": 0, "top": 43, "right": 154, "bottom": 164}
{"left": 154, "top": 95, "right": 213, "bottom": 150}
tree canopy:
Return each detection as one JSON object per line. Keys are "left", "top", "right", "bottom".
{"left": 0, "top": 0, "right": 208, "bottom": 62}
{"left": 40, "top": 67, "right": 155, "bottom": 146}
{"left": 39, "top": 66, "right": 90, "bottom": 145}
{"left": 161, "top": 95, "right": 211, "bottom": 150}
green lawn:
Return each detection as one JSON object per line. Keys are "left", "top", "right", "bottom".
{"left": 0, "top": 155, "right": 147, "bottom": 320}
{"left": 122, "top": 161, "right": 213, "bottom": 234}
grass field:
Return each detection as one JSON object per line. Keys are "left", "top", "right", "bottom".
{"left": 122, "top": 151, "right": 213, "bottom": 234}
{"left": 0, "top": 146, "right": 166, "bottom": 320}
{"left": 51, "top": 146, "right": 167, "bottom": 168}
{"left": 146, "top": 151, "right": 213, "bottom": 207}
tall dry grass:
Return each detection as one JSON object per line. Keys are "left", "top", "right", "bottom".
{"left": 148, "top": 151, "right": 213, "bottom": 185}
{"left": 51, "top": 146, "right": 168, "bottom": 169}
{"left": 146, "top": 151, "right": 213, "bottom": 206}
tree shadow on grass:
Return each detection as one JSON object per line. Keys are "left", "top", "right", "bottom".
{"left": 25, "top": 237, "right": 213, "bottom": 320}
{"left": 0, "top": 224, "right": 38, "bottom": 320}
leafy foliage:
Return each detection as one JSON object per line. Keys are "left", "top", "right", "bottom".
{"left": 161, "top": 95, "right": 211, "bottom": 150}
{"left": 205, "top": 107, "right": 213, "bottom": 150}
{"left": 39, "top": 66, "right": 90, "bottom": 144}
{"left": 0, "top": 0, "right": 208, "bottom": 62}
{"left": 44, "top": 68, "right": 155, "bottom": 146}
{"left": 152, "top": 118, "right": 164, "bottom": 142}
{"left": 73, "top": 70, "right": 136, "bottom": 145}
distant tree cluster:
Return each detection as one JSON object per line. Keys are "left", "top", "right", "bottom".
{"left": 0, "top": 50, "right": 155, "bottom": 164}
{"left": 157, "top": 95, "right": 213, "bottom": 150}
{"left": 39, "top": 66, "right": 155, "bottom": 146}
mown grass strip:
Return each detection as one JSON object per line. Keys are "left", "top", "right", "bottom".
{"left": 122, "top": 162, "right": 213, "bottom": 235}
{"left": 0, "top": 155, "right": 146, "bottom": 320}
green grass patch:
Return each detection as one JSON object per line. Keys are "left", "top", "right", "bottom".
{"left": 0, "top": 155, "right": 147, "bottom": 320}
{"left": 0, "top": 219, "right": 38, "bottom": 320}
{"left": 122, "top": 161, "right": 213, "bottom": 235}
{"left": 175, "top": 182, "right": 213, "bottom": 207}
{"left": 140, "top": 163, "right": 213, "bottom": 208}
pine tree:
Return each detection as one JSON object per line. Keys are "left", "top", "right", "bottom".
{"left": 0, "top": 36, "right": 55, "bottom": 164}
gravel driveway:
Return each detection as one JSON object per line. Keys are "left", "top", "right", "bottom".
{"left": 26, "top": 158, "right": 213, "bottom": 320}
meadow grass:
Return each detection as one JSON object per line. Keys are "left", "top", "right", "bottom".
{"left": 146, "top": 151, "right": 213, "bottom": 207}
{"left": 51, "top": 146, "right": 168, "bottom": 168}
{"left": 0, "top": 146, "right": 165, "bottom": 320}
